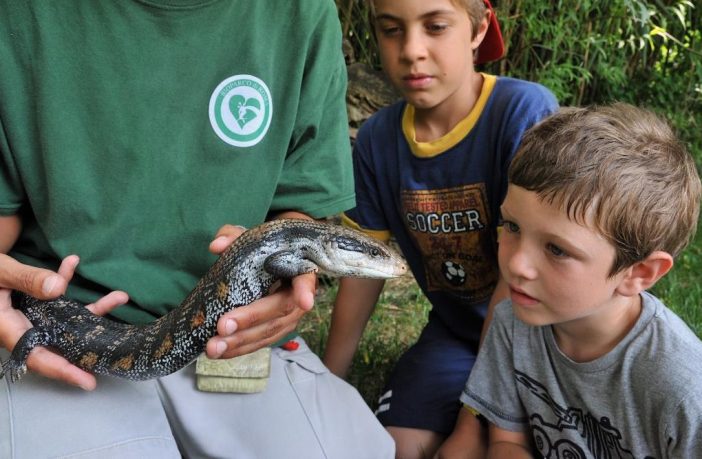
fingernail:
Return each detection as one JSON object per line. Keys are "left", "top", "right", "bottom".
{"left": 215, "top": 341, "right": 227, "bottom": 356}
{"left": 302, "top": 291, "right": 315, "bottom": 310}
{"left": 42, "top": 275, "right": 60, "bottom": 295}
{"left": 225, "top": 319, "right": 237, "bottom": 335}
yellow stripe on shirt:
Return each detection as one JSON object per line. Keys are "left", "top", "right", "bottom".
{"left": 340, "top": 213, "right": 392, "bottom": 242}
{"left": 402, "top": 74, "right": 497, "bottom": 158}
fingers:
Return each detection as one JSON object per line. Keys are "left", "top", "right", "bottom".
{"left": 205, "top": 272, "right": 317, "bottom": 359}
{"left": 0, "top": 254, "right": 79, "bottom": 299}
{"left": 56, "top": 255, "right": 80, "bottom": 283}
{"left": 86, "top": 290, "right": 129, "bottom": 316}
{"left": 0, "top": 288, "right": 33, "bottom": 346}
{"left": 25, "top": 347, "right": 97, "bottom": 391}
{"left": 206, "top": 297, "right": 305, "bottom": 359}
{"left": 0, "top": 288, "right": 97, "bottom": 390}
{"left": 290, "top": 273, "right": 317, "bottom": 312}
{"left": 209, "top": 224, "right": 247, "bottom": 255}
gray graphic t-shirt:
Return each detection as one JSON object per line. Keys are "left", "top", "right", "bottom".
{"left": 462, "top": 292, "right": 702, "bottom": 458}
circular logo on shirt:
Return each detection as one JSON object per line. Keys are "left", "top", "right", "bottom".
{"left": 209, "top": 74, "right": 272, "bottom": 147}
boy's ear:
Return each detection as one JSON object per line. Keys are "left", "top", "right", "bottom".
{"left": 470, "top": 12, "right": 491, "bottom": 51}
{"left": 616, "top": 251, "right": 674, "bottom": 296}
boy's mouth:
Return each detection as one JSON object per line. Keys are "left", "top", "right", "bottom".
{"left": 402, "top": 73, "right": 433, "bottom": 89}
{"left": 509, "top": 285, "right": 539, "bottom": 306}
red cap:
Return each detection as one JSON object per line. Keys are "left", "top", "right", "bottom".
{"left": 475, "top": 0, "right": 505, "bottom": 65}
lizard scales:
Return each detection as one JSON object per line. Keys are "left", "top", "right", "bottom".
{"left": 1, "top": 219, "right": 407, "bottom": 382}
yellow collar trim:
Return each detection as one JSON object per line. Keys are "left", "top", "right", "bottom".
{"left": 402, "top": 74, "right": 497, "bottom": 158}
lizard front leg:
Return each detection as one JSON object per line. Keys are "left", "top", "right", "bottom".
{"left": 263, "top": 250, "right": 319, "bottom": 278}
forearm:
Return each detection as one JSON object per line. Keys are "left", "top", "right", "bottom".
{"left": 487, "top": 442, "right": 533, "bottom": 458}
{"left": 486, "top": 424, "right": 533, "bottom": 458}
{"left": 269, "top": 210, "right": 314, "bottom": 221}
{"left": 323, "top": 276, "right": 385, "bottom": 378}
{"left": 435, "top": 406, "right": 487, "bottom": 459}
{"left": 0, "top": 214, "right": 21, "bottom": 253}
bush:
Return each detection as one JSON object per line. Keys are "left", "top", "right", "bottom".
{"left": 336, "top": 0, "right": 702, "bottom": 164}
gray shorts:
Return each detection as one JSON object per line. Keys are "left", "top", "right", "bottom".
{"left": 0, "top": 337, "right": 393, "bottom": 458}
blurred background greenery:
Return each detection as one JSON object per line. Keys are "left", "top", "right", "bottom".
{"left": 300, "top": 0, "right": 702, "bottom": 405}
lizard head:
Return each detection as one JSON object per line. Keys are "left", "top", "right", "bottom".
{"left": 312, "top": 227, "right": 408, "bottom": 279}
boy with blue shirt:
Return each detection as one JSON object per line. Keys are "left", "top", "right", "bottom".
{"left": 322, "top": 0, "right": 558, "bottom": 455}
{"left": 450, "top": 103, "right": 702, "bottom": 457}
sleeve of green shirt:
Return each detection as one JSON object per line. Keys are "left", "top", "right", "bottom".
{"left": 268, "top": 2, "right": 355, "bottom": 219}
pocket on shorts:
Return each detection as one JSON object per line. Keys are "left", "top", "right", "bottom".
{"left": 277, "top": 338, "right": 328, "bottom": 376}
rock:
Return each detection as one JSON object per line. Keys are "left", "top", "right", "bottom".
{"left": 346, "top": 62, "right": 400, "bottom": 140}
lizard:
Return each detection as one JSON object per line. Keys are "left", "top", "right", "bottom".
{"left": 0, "top": 219, "right": 407, "bottom": 382}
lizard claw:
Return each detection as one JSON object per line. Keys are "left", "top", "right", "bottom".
{"left": 0, "top": 358, "right": 27, "bottom": 383}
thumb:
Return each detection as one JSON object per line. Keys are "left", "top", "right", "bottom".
{"left": 0, "top": 254, "right": 70, "bottom": 299}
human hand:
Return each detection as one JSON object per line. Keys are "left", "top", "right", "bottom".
{"left": 434, "top": 408, "right": 488, "bottom": 459}
{"left": 0, "top": 254, "right": 128, "bottom": 390}
{"left": 205, "top": 224, "right": 317, "bottom": 359}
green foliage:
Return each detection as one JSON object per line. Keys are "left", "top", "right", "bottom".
{"left": 336, "top": 0, "right": 702, "bottom": 163}
{"left": 491, "top": 0, "right": 702, "bottom": 162}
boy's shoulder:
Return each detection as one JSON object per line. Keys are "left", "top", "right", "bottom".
{"left": 627, "top": 293, "right": 702, "bottom": 427}
{"left": 359, "top": 100, "right": 406, "bottom": 130}
{"left": 643, "top": 292, "right": 701, "bottom": 342}
{"left": 489, "top": 75, "right": 558, "bottom": 109}
{"left": 354, "top": 100, "right": 406, "bottom": 148}
{"left": 638, "top": 292, "right": 702, "bottom": 373}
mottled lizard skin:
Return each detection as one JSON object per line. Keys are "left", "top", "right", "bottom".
{"left": 1, "top": 219, "right": 406, "bottom": 382}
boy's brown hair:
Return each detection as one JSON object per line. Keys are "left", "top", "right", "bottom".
{"left": 369, "top": 0, "right": 486, "bottom": 32}
{"left": 509, "top": 103, "right": 701, "bottom": 275}
{"left": 368, "top": 0, "right": 504, "bottom": 64}
{"left": 456, "top": 0, "right": 489, "bottom": 36}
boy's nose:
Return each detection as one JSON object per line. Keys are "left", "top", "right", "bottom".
{"left": 400, "top": 29, "right": 427, "bottom": 62}
{"left": 505, "top": 244, "right": 538, "bottom": 281}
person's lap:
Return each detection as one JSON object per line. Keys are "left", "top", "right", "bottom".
{"left": 0, "top": 348, "right": 179, "bottom": 458}
{"left": 1, "top": 337, "right": 393, "bottom": 458}
{"left": 158, "top": 337, "right": 394, "bottom": 458}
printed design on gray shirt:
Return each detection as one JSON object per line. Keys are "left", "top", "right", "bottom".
{"left": 516, "top": 371, "right": 654, "bottom": 459}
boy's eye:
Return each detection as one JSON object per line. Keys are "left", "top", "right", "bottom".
{"left": 380, "top": 26, "right": 401, "bottom": 36}
{"left": 503, "top": 220, "right": 520, "bottom": 234}
{"left": 425, "top": 22, "right": 448, "bottom": 34}
{"left": 547, "top": 243, "right": 568, "bottom": 258}
{"left": 376, "top": 21, "right": 402, "bottom": 37}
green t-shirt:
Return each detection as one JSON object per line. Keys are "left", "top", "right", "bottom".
{"left": 0, "top": 0, "right": 354, "bottom": 324}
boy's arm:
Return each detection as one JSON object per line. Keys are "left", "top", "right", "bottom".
{"left": 434, "top": 406, "right": 487, "bottom": 459}
{"left": 487, "top": 424, "right": 533, "bottom": 458}
{"left": 322, "top": 277, "right": 385, "bottom": 378}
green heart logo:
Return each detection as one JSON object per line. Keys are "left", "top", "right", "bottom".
{"left": 229, "top": 95, "right": 261, "bottom": 129}
{"left": 210, "top": 74, "right": 272, "bottom": 147}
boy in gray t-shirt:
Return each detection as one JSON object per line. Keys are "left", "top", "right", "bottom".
{"left": 437, "top": 103, "right": 702, "bottom": 458}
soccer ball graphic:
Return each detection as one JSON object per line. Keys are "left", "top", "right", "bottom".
{"left": 442, "top": 260, "right": 466, "bottom": 286}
